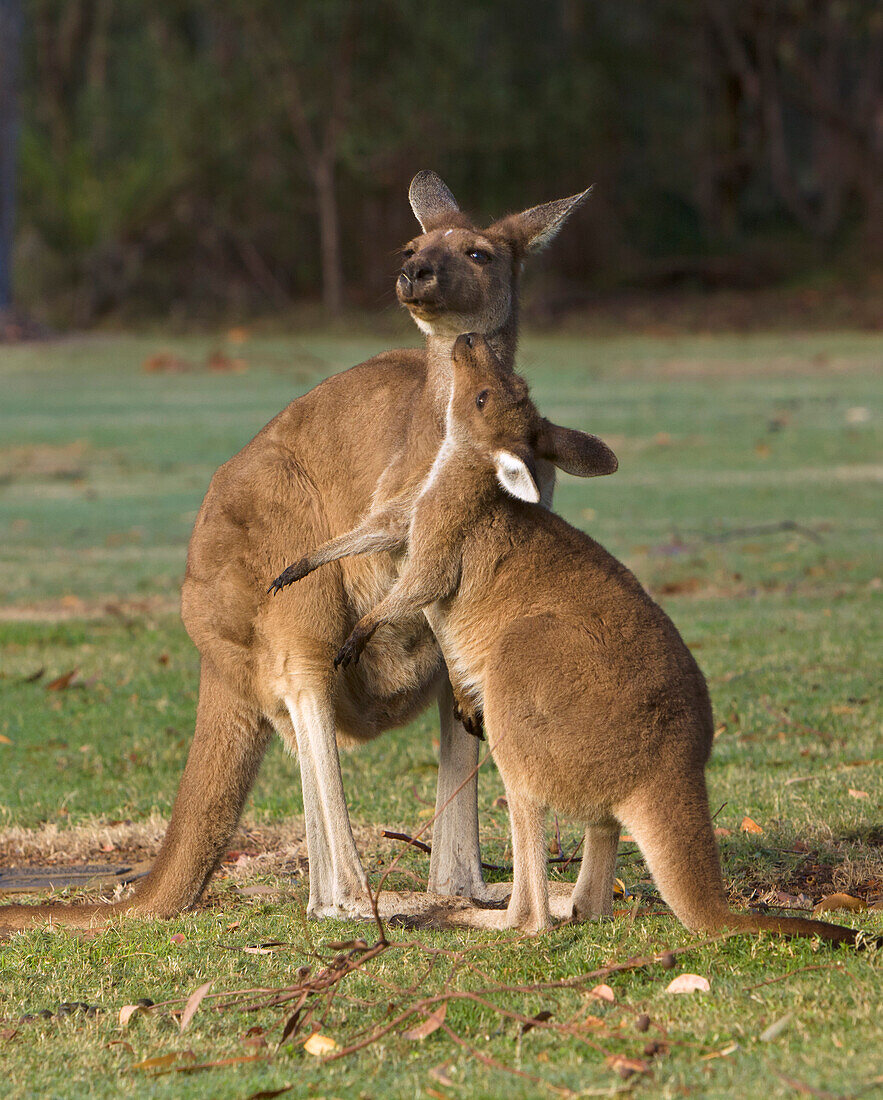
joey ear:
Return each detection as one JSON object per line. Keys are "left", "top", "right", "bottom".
{"left": 539, "top": 420, "right": 618, "bottom": 478}
{"left": 492, "top": 186, "right": 593, "bottom": 255}
{"left": 494, "top": 450, "right": 541, "bottom": 504}
{"left": 409, "top": 170, "right": 461, "bottom": 232}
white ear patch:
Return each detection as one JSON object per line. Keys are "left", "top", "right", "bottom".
{"left": 494, "top": 451, "right": 540, "bottom": 503}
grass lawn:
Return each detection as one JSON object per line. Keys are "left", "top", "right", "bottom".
{"left": 0, "top": 326, "right": 880, "bottom": 1099}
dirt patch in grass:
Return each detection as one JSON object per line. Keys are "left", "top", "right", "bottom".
{"left": 0, "top": 595, "right": 181, "bottom": 622}
{"left": 0, "top": 817, "right": 395, "bottom": 883}
{"left": 0, "top": 442, "right": 92, "bottom": 483}
{"left": 735, "top": 843, "right": 883, "bottom": 911}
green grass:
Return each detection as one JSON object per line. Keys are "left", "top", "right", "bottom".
{"left": 0, "top": 328, "right": 880, "bottom": 1098}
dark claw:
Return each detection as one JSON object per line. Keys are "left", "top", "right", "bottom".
{"left": 333, "top": 636, "right": 360, "bottom": 670}
{"left": 334, "top": 625, "right": 375, "bottom": 670}
{"left": 464, "top": 713, "right": 485, "bottom": 740}
{"left": 268, "top": 558, "right": 309, "bottom": 595}
{"left": 453, "top": 697, "right": 485, "bottom": 739}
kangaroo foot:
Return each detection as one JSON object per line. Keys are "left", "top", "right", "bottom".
{"left": 334, "top": 623, "right": 377, "bottom": 670}
{"left": 307, "top": 882, "right": 374, "bottom": 921}
{"left": 452, "top": 693, "right": 484, "bottom": 739}
{"left": 268, "top": 557, "right": 311, "bottom": 594}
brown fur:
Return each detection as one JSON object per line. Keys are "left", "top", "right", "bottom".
{"left": 0, "top": 174, "right": 598, "bottom": 933}
{"left": 281, "top": 334, "right": 875, "bottom": 949}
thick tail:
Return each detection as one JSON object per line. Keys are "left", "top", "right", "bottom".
{"left": 725, "top": 910, "right": 879, "bottom": 947}
{"left": 619, "top": 773, "right": 879, "bottom": 950}
{"left": 0, "top": 663, "right": 271, "bottom": 935}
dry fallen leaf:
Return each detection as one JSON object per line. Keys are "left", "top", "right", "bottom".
{"left": 404, "top": 1003, "right": 447, "bottom": 1041}
{"left": 740, "top": 816, "right": 763, "bottom": 834}
{"left": 303, "top": 1032, "right": 338, "bottom": 1056}
{"left": 714, "top": 827, "right": 732, "bottom": 837}
{"left": 130, "top": 1052, "right": 182, "bottom": 1072}
{"left": 848, "top": 789, "right": 869, "bottom": 799}
{"left": 759, "top": 1013, "right": 792, "bottom": 1042}
{"left": 813, "top": 893, "right": 865, "bottom": 916}
{"left": 179, "top": 980, "right": 213, "bottom": 1032}
{"left": 588, "top": 984, "right": 615, "bottom": 1003}
{"left": 142, "top": 353, "right": 193, "bottom": 374}
{"left": 428, "top": 1062, "right": 454, "bottom": 1088}
{"left": 170, "top": 933, "right": 186, "bottom": 945}
{"left": 118, "top": 1004, "right": 150, "bottom": 1027}
{"left": 605, "top": 1054, "right": 649, "bottom": 1079}
{"left": 206, "top": 351, "right": 248, "bottom": 373}
{"left": 46, "top": 668, "right": 79, "bottom": 691}
{"left": 665, "top": 973, "right": 711, "bottom": 994}
{"left": 172, "top": 1054, "right": 264, "bottom": 1072}
{"left": 0, "top": 735, "right": 11, "bottom": 745}
{"left": 106, "top": 1039, "right": 135, "bottom": 1054}
{"left": 699, "top": 1041, "right": 739, "bottom": 1060}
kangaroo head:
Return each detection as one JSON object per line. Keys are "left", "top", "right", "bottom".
{"left": 450, "top": 333, "right": 619, "bottom": 502}
{"left": 398, "top": 171, "right": 592, "bottom": 341}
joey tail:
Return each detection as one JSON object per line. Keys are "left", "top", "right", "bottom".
{"left": 620, "top": 777, "right": 880, "bottom": 950}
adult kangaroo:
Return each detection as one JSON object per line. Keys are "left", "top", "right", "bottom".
{"left": 273, "top": 333, "right": 874, "bottom": 948}
{"left": 0, "top": 173, "right": 599, "bottom": 933}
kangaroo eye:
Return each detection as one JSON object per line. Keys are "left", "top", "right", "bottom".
{"left": 402, "top": 248, "right": 415, "bottom": 260}
{"left": 476, "top": 390, "right": 490, "bottom": 410}
{"left": 467, "top": 249, "right": 492, "bottom": 265}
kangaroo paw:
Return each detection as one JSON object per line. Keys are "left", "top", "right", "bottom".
{"left": 334, "top": 624, "right": 375, "bottom": 670}
{"left": 268, "top": 557, "right": 310, "bottom": 594}
{"left": 453, "top": 694, "right": 485, "bottom": 739}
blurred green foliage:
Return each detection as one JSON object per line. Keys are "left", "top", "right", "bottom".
{"left": 10, "top": 0, "right": 883, "bottom": 321}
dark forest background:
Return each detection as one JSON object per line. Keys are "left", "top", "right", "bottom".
{"left": 1, "top": 0, "right": 881, "bottom": 326}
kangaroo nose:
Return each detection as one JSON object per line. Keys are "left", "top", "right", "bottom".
{"left": 403, "top": 257, "right": 436, "bottom": 286}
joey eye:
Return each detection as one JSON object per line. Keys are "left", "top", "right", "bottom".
{"left": 476, "top": 390, "right": 490, "bottom": 410}
{"left": 401, "top": 248, "right": 415, "bottom": 260}
{"left": 467, "top": 249, "right": 492, "bottom": 265}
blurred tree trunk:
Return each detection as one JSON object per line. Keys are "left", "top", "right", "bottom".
{"left": 314, "top": 157, "right": 343, "bottom": 316}
{"left": 245, "top": 3, "right": 357, "bottom": 317}
{"left": 705, "top": 0, "right": 883, "bottom": 253}
{"left": 0, "top": 0, "right": 22, "bottom": 313}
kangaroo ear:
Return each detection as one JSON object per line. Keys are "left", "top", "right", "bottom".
{"left": 409, "top": 171, "right": 461, "bottom": 232}
{"left": 539, "top": 420, "right": 618, "bottom": 478}
{"left": 494, "top": 450, "right": 541, "bottom": 503}
{"left": 492, "top": 186, "right": 593, "bottom": 255}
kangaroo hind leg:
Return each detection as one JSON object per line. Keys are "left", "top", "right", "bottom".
{"left": 131, "top": 661, "right": 272, "bottom": 917}
{"left": 570, "top": 821, "right": 620, "bottom": 921}
{"left": 504, "top": 787, "right": 551, "bottom": 933}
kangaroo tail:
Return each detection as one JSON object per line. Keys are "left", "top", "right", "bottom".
{"left": 619, "top": 775, "right": 880, "bottom": 950}
{"left": 723, "top": 910, "right": 879, "bottom": 948}
{"left": 0, "top": 666, "right": 271, "bottom": 935}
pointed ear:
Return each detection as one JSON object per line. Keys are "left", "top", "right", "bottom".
{"left": 494, "top": 450, "right": 541, "bottom": 503}
{"left": 409, "top": 170, "right": 461, "bottom": 232}
{"left": 538, "top": 420, "right": 618, "bottom": 478}
{"left": 492, "top": 186, "right": 593, "bottom": 255}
